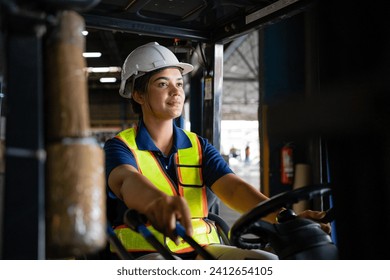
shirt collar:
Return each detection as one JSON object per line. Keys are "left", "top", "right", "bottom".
{"left": 135, "top": 119, "right": 192, "bottom": 152}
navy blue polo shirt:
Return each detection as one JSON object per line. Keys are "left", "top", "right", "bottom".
{"left": 104, "top": 119, "right": 233, "bottom": 197}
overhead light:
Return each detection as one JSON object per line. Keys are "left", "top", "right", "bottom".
{"left": 100, "top": 77, "right": 117, "bottom": 83}
{"left": 91, "top": 67, "right": 110, "bottom": 73}
{"left": 82, "top": 30, "right": 89, "bottom": 36}
{"left": 83, "top": 52, "right": 102, "bottom": 58}
{"left": 86, "top": 67, "right": 121, "bottom": 73}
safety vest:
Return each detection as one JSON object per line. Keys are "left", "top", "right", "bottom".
{"left": 112, "top": 127, "right": 221, "bottom": 254}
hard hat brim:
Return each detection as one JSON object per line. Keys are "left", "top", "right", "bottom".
{"left": 175, "top": 62, "right": 194, "bottom": 76}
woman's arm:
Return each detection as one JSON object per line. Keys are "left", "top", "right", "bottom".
{"left": 108, "top": 164, "right": 193, "bottom": 242}
{"left": 211, "top": 173, "right": 331, "bottom": 232}
{"left": 210, "top": 173, "right": 280, "bottom": 223}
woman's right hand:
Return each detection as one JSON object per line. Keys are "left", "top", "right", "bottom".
{"left": 109, "top": 164, "right": 193, "bottom": 243}
{"left": 144, "top": 195, "right": 193, "bottom": 244}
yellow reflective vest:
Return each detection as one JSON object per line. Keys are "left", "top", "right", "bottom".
{"left": 112, "top": 127, "right": 221, "bottom": 254}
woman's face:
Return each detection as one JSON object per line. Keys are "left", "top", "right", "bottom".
{"left": 138, "top": 67, "right": 185, "bottom": 120}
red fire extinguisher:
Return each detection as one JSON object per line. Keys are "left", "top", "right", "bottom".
{"left": 281, "top": 143, "right": 294, "bottom": 185}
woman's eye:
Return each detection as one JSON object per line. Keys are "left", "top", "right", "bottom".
{"left": 158, "top": 82, "right": 168, "bottom": 87}
{"left": 177, "top": 82, "right": 184, "bottom": 88}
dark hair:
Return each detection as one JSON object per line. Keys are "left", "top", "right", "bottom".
{"left": 129, "top": 71, "right": 152, "bottom": 115}
{"left": 130, "top": 67, "right": 183, "bottom": 115}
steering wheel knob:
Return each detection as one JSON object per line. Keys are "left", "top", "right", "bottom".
{"left": 276, "top": 208, "right": 297, "bottom": 223}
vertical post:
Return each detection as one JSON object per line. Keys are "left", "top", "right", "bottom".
{"left": 2, "top": 23, "right": 46, "bottom": 260}
{"left": 45, "top": 11, "right": 106, "bottom": 259}
{"left": 257, "top": 29, "right": 270, "bottom": 196}
{"left": 203, "top": 43, "right": 223, "bottom": 151}
{"left": 212, "top": 44, "right": 223, "bottom": 152}
{"left": 189, "top": 69, "right": 204, "bottom": 136}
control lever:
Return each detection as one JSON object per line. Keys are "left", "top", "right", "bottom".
{"left": 124, "top": 209, "right": 175, "bottom": 260}
{"left": 106, "top": 225, "right": 134, "bottom": 260}
{"left": 175, "top": 222, "right": 216, "bottom": 260}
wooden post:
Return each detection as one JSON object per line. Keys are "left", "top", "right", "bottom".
{"left": 45, "top": 11, "right": 106, "bottom": 258}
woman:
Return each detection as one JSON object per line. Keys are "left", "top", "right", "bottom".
{"left": 104, "top": 42, "right": 330, "bottom": 260}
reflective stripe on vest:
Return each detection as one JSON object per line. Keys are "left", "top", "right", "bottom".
{"left": 175, "top": 129, "right": 208, "bottom": 218}
{"left": 113, "top": 127, "right": 220, "bottom": 253}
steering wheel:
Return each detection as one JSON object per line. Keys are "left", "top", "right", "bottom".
{"left": 229, "top": 184, "right": 338, "bottom": 259}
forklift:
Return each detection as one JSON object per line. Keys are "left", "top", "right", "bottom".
{"left": 0, "top": 0, "right": 389, "bottom": 260}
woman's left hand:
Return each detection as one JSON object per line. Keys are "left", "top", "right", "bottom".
{"left": 298, "top": 210, "right": 331, "bottom": 234}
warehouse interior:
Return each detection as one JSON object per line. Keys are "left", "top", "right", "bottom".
{"left": 1, "top": 0, "right": 390, "bottom": 260}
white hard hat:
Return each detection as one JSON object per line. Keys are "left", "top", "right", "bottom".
{"left": 119, "top": 42, "right": 194, "bottom": 98}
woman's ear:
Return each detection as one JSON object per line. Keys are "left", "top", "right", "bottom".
{"left": 132, "top": 90, "right": 144, "bottom": 105}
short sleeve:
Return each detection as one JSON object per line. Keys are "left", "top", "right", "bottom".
{"left": 199, "top": 136, "right": 234, "bottom": 188}
{"left": 103, "top": 137, "right": 137, "bottom": 180}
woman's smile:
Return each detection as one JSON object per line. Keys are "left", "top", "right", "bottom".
{"left": 167, "top": 98, "right": 182, "bottom": 107}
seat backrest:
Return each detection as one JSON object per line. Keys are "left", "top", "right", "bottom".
{"left": 207, "top": 212, "right": 231, "bottom": 245}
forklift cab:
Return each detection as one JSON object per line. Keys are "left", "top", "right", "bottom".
{"left": 1, "top": 0, "right": 390, "bottom": 260}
